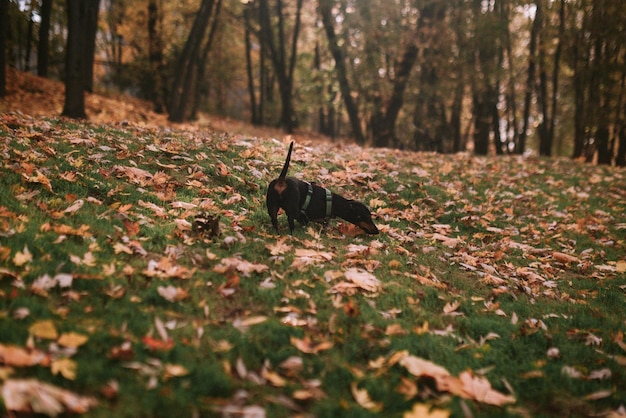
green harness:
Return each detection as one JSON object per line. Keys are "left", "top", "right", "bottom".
{"left": 301, "top": 182, "right": 332, "bottom": 219}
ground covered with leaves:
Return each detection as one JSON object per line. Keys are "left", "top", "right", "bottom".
{"left": 1, "top": 82, "right": 626, "bottom": 417}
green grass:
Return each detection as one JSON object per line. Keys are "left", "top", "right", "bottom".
{"left": 1, "top": 114, "right": 625, "bottom": 417}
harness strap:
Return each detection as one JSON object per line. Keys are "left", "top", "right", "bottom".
{"left": 301, "top": 182, "right": 313, "bottom": 216}
{"left": 325, "top": 188, "right": 333, "bottom": 218}
{"left": 300, "top": 182, "right": 333, "bottom": 219}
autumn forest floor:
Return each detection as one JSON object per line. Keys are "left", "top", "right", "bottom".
{"left": 1, "top": 70, "right": 626, "bottom": 417}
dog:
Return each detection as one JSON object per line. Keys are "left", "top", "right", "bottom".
{"left": 266, "top": 141, "right": 379, "bottom": 235}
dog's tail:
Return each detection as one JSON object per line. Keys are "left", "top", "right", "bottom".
{"left": 279, "top": 141, "right": 294, "bottom": 179}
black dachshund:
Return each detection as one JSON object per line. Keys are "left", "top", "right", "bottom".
{"left": 266, "top": 142, "right": 379, "bottom": 235}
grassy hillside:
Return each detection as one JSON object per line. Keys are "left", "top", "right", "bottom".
{"left": 0, "top": 110, "right": 625, "bottom": 417}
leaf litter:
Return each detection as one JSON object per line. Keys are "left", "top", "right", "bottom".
{"left": 0, "top": 101, "right": 625, "bottom": 417}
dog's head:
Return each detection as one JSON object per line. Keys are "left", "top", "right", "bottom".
{"left": 347, "top": 201, "right": 379, "bottom": 235}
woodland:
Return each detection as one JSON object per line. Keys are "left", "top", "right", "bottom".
{"left": 1, "top": 0, "right": 625, "bottom": 163}
{"left": 0, "top": 1, "right": 626, "bottom": 417}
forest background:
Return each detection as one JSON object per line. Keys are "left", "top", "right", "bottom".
{"left": 1, "top": 0, "right": 625, "bottom": 165}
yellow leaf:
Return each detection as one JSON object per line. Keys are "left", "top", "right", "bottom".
{"left": 616, "top": 260, "right": 626, "bottom": 273}
{"left": 57, "top": 332, "right": 89, "bottom": 348}
{"left": 29, "top": 320, "right": 58, "bottom": 340}
{"left": 13, "top": 246, "right": 32, "bottom": 267}
{"left": 51, "top": 358, "right": 77, "bottom": 380}
{"left": 404, "top": 404, "right": 450, "bottom": 418}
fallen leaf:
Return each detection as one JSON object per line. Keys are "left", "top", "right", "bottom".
{"left": 64, "top": 199, "right": 84, "bottom": 214}
{"left": 351, "top": 382, "right": 382, "bottom": 412}
{"left": 456, "top": 370, "right": 516, "bottom": 406}
{"left": 0, "top": 343, "right": 49, "bottom": 367}
{"left": 157, "top": 285, "right": 190, "bottom": 302}
{"left": 51, "top": 358, "right": 77, "bottom": 380}
{"left": 28, "top": 320, "right": 58, "bottom": 340}
{"left": 13, "top": 246, "right": 32, "bottom": 267}
{"left": 404, "top": 403, "right": 450, "bottom": 418}
{"left": 142, "top": 336, "right": 174, "bottom": 351}
{"left": 290, "top": 336, "right": 334, "bottom": 354}
{"left": 57, "top": 332, "right": 89, "bottom": 348}
{"left": 344, "top": 268, "right": 381, "bottom": 293}
{"left": 262, "top": 368, "right": 287, "bottom": 387}
{"left": 163, "top": 363, "right": 189, "bottom": 380}
{"left": 552, "top": 251, "right": 579, "bottom": 263}
{"left": 399, "top": 355, "right": 450, "bottom": 379}
{"left": 265, "top": 238, "right": 292, "bottom": 256}
{"left": 1, "top": 378, "right": 97, "bottom": 415}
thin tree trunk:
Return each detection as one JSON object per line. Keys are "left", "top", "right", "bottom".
{"left": 148, "top": 0, "right": 166, "bottom": 113}
{"left": 318, "top": 0, "right": 364, "bottom": 143}
{"left": 37, "top": 0, "right": 52, "bottom": 77}
{"left": 373, "top": 43, "right": 419, "bottom": 147}
{"left": 168, "top": 0, "right": 216, "bottom": 122}
{"left": 519, "top": 1, "right": 540, "bottom": 155}
{"left": 244, "top": 5, "right": 259, "bottom": 125}
{"left": 0, "top": 0, "right": 8, "bottom": 97}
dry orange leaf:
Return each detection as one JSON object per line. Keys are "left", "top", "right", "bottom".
{"left": 0, "top": 343, "right": 49, "bottom": 367}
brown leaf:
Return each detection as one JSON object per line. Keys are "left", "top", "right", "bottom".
{"left": 552, "top": 251, "right": 579, "bottom": 264}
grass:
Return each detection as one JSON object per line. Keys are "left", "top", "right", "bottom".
{"left": 0, "top": 113, "right": 625, "bottom": 417}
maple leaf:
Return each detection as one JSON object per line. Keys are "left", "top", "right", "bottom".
{"left": 265, "top": 237, "right": 292, "bottom": 256}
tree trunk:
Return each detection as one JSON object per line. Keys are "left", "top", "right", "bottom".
{"left": 62, "top": 0, "right": 100, "bottom": 119}
{"left": 25, "top": 1, "right": 35, "bottom": 71}
{"left": 37, "top": 0, "right": 52, "bottom": 77}
{"left": 519, "top": 1, "right": 540, "bottom": 155}
{"left": 450, "top": 81, "right": 464, "bottom": 152}
{"left": 0, "top": 0, "right": 7, "bottom": 97}
{"left": 473, "top": 92, "right": 491, "bottom": 155}
{"left": 318, "top": 0, "right": 364, "bottom": 144}
{"left": 373, "top": 43, "right": 419, "bottom": 148}
{"left": 168, "top": 0, "right": 216, "bottom": 122}
{"left": 192, "top": 0, "right": 222, "bottom": 120}
{"left": 616, "top": 125, "right": 626, "bottom": 167}
{"left": 244, "top": 5, "right": 259, "bottom": 125}
{"left": 147, "top": 0, "right": 166, "bottom": 113}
